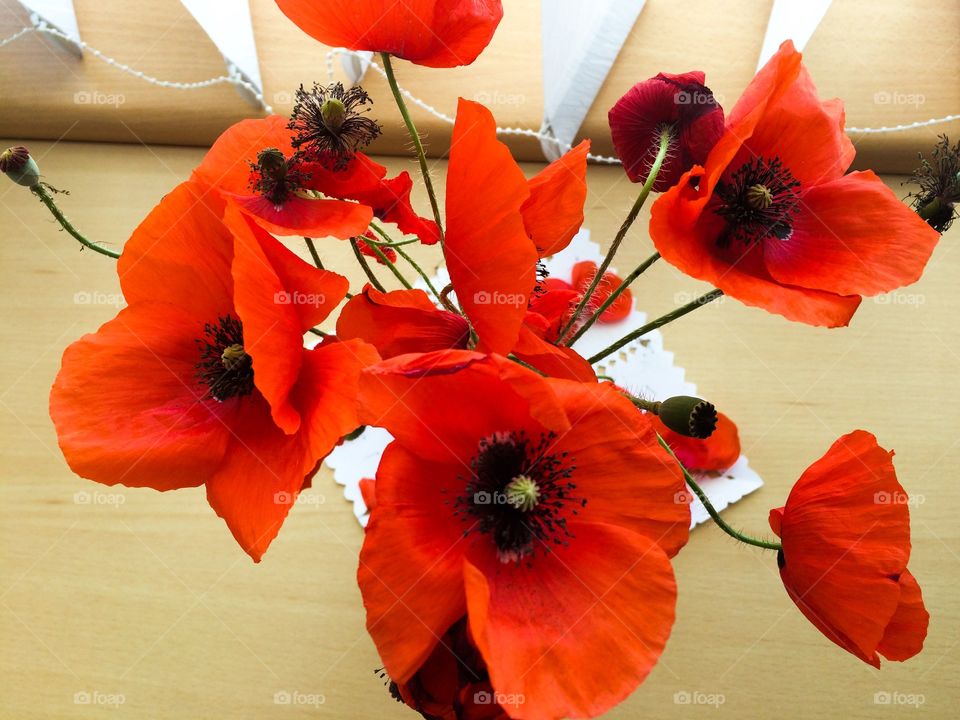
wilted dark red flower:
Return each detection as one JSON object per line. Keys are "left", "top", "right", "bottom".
{"left": 609, "top": 71, "right": 724, "bottom": 191}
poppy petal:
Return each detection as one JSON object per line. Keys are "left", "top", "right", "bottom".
{"left": 50, "top": 303, "right": 233, "bottom": 491}
{"left": 337, "top": 286, "right": 470, "bottom": 358}
{"left": 512, "top": 325, "right": 597, "bottom": 383}
{"left": 359, "top": 443, "right": 469, "bottom": 682}
{"left": 877, "top": 569, "right": 929, "bottom": 662}
{"left": 764, "top": 171, "right": 941, "bottom": 297}
{"left": 464, "top": 522, "right": 677, "bottom": 719}
{"left": 118, "top": 180, "right": 234, "bottom": 320}
{"left": 548, "top": 381, "right": 690, "bottom": 556}
{"left": 521, "top": 140, "right": 590, "bottom": 257}
{"left": 445, "top": 99, "right": 536, "bottom": 355}
{"left": 275, "top": 0, "right": 503, "bottom": 69}
{"left": 655, "top": 412, "right": 741, "bottom": 472}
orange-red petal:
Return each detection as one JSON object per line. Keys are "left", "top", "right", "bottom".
{"left": 337, "top": 286, "right": 470, "bottom": 358}
{"left": 512, "top": 325, "right": 597, "bottom": 383}
{"left": 50, "top": 303, "right": 234, "bottom": 491}
{"left": 655, "top": 412, "right": 741, "bottom": 472}
{"left": 275, "top": 0, "right": 503, "bottom": 68}
{"left": 521, "top": 140, "right": 590, "bottom": 257}
{"left": 464, "top": 523, "right": 677, "bottom": 719}
{"left": 445, "top": 99, "right": 536, "bottom": 354}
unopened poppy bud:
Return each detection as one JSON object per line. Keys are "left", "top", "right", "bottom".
{"left": 656, "top": 395, "right": 717, "bottom": 439}
{"left": 0, "top": 146, "right": 40, "bottom": 187}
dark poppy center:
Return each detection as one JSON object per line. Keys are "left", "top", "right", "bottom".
{"left": 714, "top": 156, "right": 801, "bottom": 247}
{"left": 288, "top": 81, "right": 382, "bottom": 170}
{"left": 196, "top": 315, "right": 255, "bottom": 402}
{"left": 248, "top": 147, "right": 308, "bottom": 207}
{"left": 454, "top": 431, "right": 582, "bottom": 564}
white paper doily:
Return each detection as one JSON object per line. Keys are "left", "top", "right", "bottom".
{"left": 326, "top": 230, "right": 763, "bottom": 529}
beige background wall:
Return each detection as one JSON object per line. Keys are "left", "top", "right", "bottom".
{"left": 1, "top": 0, "right": 958, "bottom": 171}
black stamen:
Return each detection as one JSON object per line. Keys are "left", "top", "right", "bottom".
{"left": 454, "top": 431, "right": 580, "bottom": 563}
{"left": 288, "top": 82, "right": 382, "bottom": 170}
{"left": 195, "top": 315, "right": 255, "bottom": 402}
{"left": 714, "top": 156, "right": 801, "bottom": 247}
{"left": 248, "top": 147, "right": 311, "bottom": 207}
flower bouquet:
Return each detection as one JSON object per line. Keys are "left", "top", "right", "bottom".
{"left": 4, "top": 1, "right": 957, "bottom": 718}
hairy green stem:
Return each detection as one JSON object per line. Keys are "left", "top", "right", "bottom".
{"left": 589, "top": 289, "right": 723, "bottom": 365}
{"left": 350, "top": 237, "right": 386, "bottom": 292}
{"left": 380, "top": 53, "right": 444, "bottom": 242}
{"left": 31, "top": 184, "right": 120, "bottom": 258}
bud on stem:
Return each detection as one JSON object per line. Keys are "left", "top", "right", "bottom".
{"left": 1, "top": 146, "right": 40, "bottom": 187}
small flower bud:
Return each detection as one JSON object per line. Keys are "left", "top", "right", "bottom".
{"left": 656, "top": 395, "right": 718, "bottom": 439}
{"left": 0, "top": 146, "right": 40, "bottom": 187}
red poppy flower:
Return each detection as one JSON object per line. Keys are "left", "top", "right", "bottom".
{"left": 609, "top": 71, "right": 725, "bottom": 191}
{"left": 654, "top": 412, "right": 740, "bottom": 472}
{"left": 193, "top": 115, "right": 440, "bottom": 243}
{"left": 357, "top": 350, "right": 689, "bottom": 719}
{"left": 337, "top": 284, "right": 470, "bottom": 357}
{"left": 571, "top": 260, "right": 634, "bottom": 323}
{"left": 768, "top": 430, "right": 928, "bottom": 667}
{"left": 649, "top": 42, "right": 941, "bottom": 327}
{"left": 275, "top": 0, "right": 504, "bottom": 69}
{"left": 50, "top": 180, "right": 377, "bottom": 561}
{"left": 444, "top": 98, "right": 592, "bottom": 379}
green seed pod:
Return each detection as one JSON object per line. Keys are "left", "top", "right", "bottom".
{"left": 657, "top": 395, "right": 718, "bottom": 439}
{"left": 0, "top": 146, "right": 40, "bottom": 187}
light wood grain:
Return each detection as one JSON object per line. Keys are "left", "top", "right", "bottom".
{"left": 0, "top": 139, "right": 957, "bottom": 719}
{"left": 0, "top": 0, "right": 957, "bottom": 171}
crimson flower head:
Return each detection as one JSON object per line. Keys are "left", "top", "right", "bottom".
{"left": 769, "top": 430, "right": 929, "bottom": 667}
{"left": 650, "top": 41, "right": 941, "bottom": 327}
{"left": 357, "top": 350, "right": 689, "bottom": 719}
{"left": 609, "top": 71, "right": 725, "bottom": 191}
{"left": 274, "top": 0, "right": 503, "bottom": 68}
{"left": 49, "top": 180, "right": 378, "bottom": 561}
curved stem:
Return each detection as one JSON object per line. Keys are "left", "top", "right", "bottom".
{"left": 350, "top": 237, "right": 386, "bottom": 292}
{"left": 31, "top": 184, "right": 120, "bottom": 259}
{"left": 567, "top": 252, "right": 660, "bottom": 346}
{"left": 588, "top": 289, "right": 723, "bottom": 365}
{"left": 656, "top": 434, "right": 781, "bottom": 551}
{"left": 367, "top": 242, "right": 413, "bottom": 289}
{"left": 380, "top": 53, "right": 444, "bottom": 242}
{"left": 557, "top": 130, "right": 671, "bottom": 344}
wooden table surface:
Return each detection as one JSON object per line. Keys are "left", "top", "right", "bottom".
{"left": 1, "top": 138, "right": 957, "bottom": 719}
